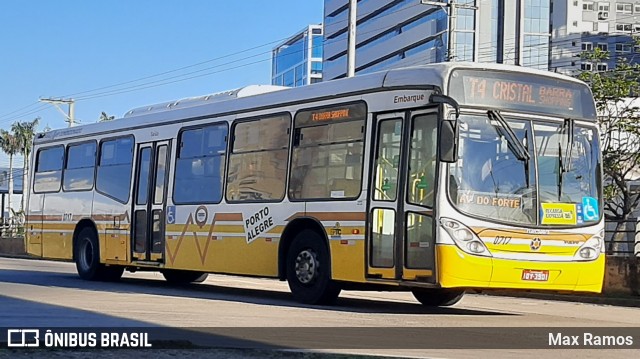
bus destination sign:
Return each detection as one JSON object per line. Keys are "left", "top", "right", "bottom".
{"left": 296, "top": 102, "right": 367, "bottom": 127}
{"left": 465, "top": 77, "right": 574, "bottom": 109}
{"left": 448, "top": 69, "right": 597, "bottom": 120}
{"left": 311, "top": 108, "right": 351, "bottom": 122}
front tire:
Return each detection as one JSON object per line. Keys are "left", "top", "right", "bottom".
{"left": 75, "top": 227, "right": 123, "bottom": 281}
{"left": 286, "top": 230, "right": 341, "bottom": 305}
{"left": 411, "top": 288, "right": 464, "bottom": 307}
{"left": 162, "top": 270, "right": 208, "bottom": 284}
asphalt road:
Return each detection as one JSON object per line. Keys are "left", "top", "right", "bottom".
{"left": 0, "top": 257, "right": 639, "bottom": 358}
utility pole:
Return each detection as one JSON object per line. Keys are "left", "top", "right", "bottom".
{"left": 421, "top": 0, "right": 456, "bottom": 61}
{"left": 347, "top": 0, "right": 357, "bottom": 77}
{"left": 422, "top": 0, "right": 478, "bottom": 62}
{"left": 39, "top": 98, "right": 77, "bottom": 127}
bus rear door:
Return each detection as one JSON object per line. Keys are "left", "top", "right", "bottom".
{"left": 132, "top": 140, "right": 171, "bottom": 263}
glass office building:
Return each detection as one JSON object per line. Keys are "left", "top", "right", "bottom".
{"left": 272, "top": 24, "right": 324, "bottom": 87}
{"left": 323, "top": 0, "right": 448, "bottom": 80}
{"left": 322, "top": 0, "right": 552, "bottom": 80}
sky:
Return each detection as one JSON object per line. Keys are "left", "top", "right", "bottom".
{"left": 0, "top": 1, "right": 324, "bottom": 168}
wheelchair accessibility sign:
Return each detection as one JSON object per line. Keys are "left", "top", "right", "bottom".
{"left": 580, "top": 197, "right": 599, "bottom": 222}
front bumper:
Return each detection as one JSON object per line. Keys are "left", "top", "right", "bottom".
{"left": 436, "top": 244, "right": 605, "bottom": 293}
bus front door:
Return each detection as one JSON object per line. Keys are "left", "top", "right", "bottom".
{"left": 132, "top": 140, "right": 171, "bottom": 262}
{"left": 368, "top": 110, "right": 438, "bottom": 283}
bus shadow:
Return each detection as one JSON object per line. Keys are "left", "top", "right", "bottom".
{"left": 0, "top": 268, "right": 515, "bottom": 316}
{"left": 0, "top": 295, "right": 305, "bottom": 349}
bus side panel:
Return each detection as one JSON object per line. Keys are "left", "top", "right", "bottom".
{"left": 210, "top": 235, "right": 280, "bottom": 276}
{"left": 41, "top": 192, "right": 79, "bottom": 260}
{"left": 165, "top": 235, "right": 279, "bottom": 277}
{"left": 92, "top": 193, "right": 130, "bottom": 264}
{"left": 165, "top": 202, "right": 316, "bottom": 277}
{"left": 304, "top": 202, "right": 367, "bottom": 283}
{"left": 26, "top": 193, "right": 44, "bottom": 257}
{"left": 103, "top": 223, "right": 130, "bottom": 263}
{"left": 164, "top": 204, "right": 283, "bottom": 277}
{"left": 329, "top": 239, "right": 366, "bottom": 283}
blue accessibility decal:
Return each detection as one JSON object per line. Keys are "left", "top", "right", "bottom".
{"left": 581, "top": 197, "right": 599, "bottom": 221}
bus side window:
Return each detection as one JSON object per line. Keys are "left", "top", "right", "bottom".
{"left": 63, "top": 141, "right": 96, "bottom": 192}
{"left": 96, "top": 137, "right": 134, "bottom": 203}
{"left": 174, "top": 123, "right": 227, "bottom": 204}
{"left": 34, "top": 146, "right": 65, "bottom": 193}
{"left": 289, "top": 103, "right": 366, "bottom": 200}
{"left": 226, "top": 114, "right": 290, "bottom": 202}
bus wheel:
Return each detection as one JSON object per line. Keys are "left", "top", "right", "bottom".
{"left": 75, "top": 227, "right": 122, "bottom": 281}
{"left": 286, "top": 230, "right": 341, "bottom": 305}
{"left": 411, "top": 288, "right": 464, "bottom": 307}
{"left": 162, "top": 270, "right": 208, "bottom": 284}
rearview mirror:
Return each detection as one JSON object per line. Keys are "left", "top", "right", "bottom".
{"left": 440, "top": 119, "right": 458, "bottom": 163}
{"left": 429, "top": 94, "right": 459, "bottom": 163}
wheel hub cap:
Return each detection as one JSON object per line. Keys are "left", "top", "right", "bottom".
{"left": 295, "top": 249, "right": 318, "bottom": 284}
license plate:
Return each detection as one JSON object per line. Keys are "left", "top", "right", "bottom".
{"left": 521, "top": 269, "right": 549, "bottom": 282}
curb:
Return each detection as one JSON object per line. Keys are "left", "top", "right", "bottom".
{"left": 481, "top": 290, "right": 640, "bottom": 308}
{"left": 0, "top": 253, "right": 39, "bottom": 260}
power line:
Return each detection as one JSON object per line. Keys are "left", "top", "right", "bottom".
{"left": 52, "top": 5, "right": 427, "bottom": 103}
{"left": 0, "top": 3, "right": 423, "bottom": 126}
{"left": 2, "top": 3, "right": 639, "bottom": 128}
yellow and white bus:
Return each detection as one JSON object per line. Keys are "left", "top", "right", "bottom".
{"left": 26, "top": 63, "right": 605, "bottom": 306}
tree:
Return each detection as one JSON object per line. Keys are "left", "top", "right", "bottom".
{"left": 11, "top": 118, "right": 40, "bottom": 212}
{"left": 577, "top": 43, "right": 640, "bottom": 251}
{"left": 0, "top": 130, "right": 21, "bottom": 219}
{"left": 98, "top": 112, "right": 114, "bottom": 122}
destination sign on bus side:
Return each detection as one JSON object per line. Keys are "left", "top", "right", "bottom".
{"left": 448, "top": 69, "right": 597, "bottom": 120}
{"left": 311, "top": 108, "right": 351, "bottom": 122}
{"left": 295, "top": 102, "right": 367, "bottom": 127}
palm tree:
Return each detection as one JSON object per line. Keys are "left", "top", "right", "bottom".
{"left": 0, "top": 129, "right": 21, "bottom": 219}
{"left": 11, "top": 118, "right": 40, "bottom": 211}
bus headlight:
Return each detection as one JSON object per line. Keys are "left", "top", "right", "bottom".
{"left": 441, "top": 218, "right": 492, "bottom": 257}
{"left": 574, "top": 230, "right": 604, "bottom": 261}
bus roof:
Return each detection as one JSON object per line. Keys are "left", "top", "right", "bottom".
{"left": 122, "top": 85, "right": 290, "bottom": 118}
{"left": 35, "top": 62, "right": 591, "bottom": 144}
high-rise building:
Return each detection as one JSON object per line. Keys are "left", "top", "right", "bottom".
{"left": 550, "top": 0, "right": 640, "bottom": 75}
{"left": 322, "top": 0, "right": 552, "bottom": 81}
{"left": 276, "top": 1, "right": 639, "bottom": 82}
{"left": 271, "top": 24, "right": 324, "bottom": 87}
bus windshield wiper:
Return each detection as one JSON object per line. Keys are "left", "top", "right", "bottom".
{"left": 557, "top": 118, "right": 574, "bottom": 199}
{"left": 487, "top": 110, "right": 530, "bottom": 162}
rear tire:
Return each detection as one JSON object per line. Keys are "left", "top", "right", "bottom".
{"left": 411, "top": 288, "right": 464, "bottom": 307}
{"left": 74, "top": 227, "right": 123, "bottom": 281}
{"left": 162, "top": 270, "right": 208, "bottom": 284}
{"left": 286, "top": 230, "right": 341, "bottom": 305}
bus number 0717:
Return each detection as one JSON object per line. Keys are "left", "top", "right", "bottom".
{"left": 493, "top": 236, "right": 512, "bottom": 245}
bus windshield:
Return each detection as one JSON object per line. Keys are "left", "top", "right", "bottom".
{"left": 449, "top": 114, "right": 601, "bottom": 227}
